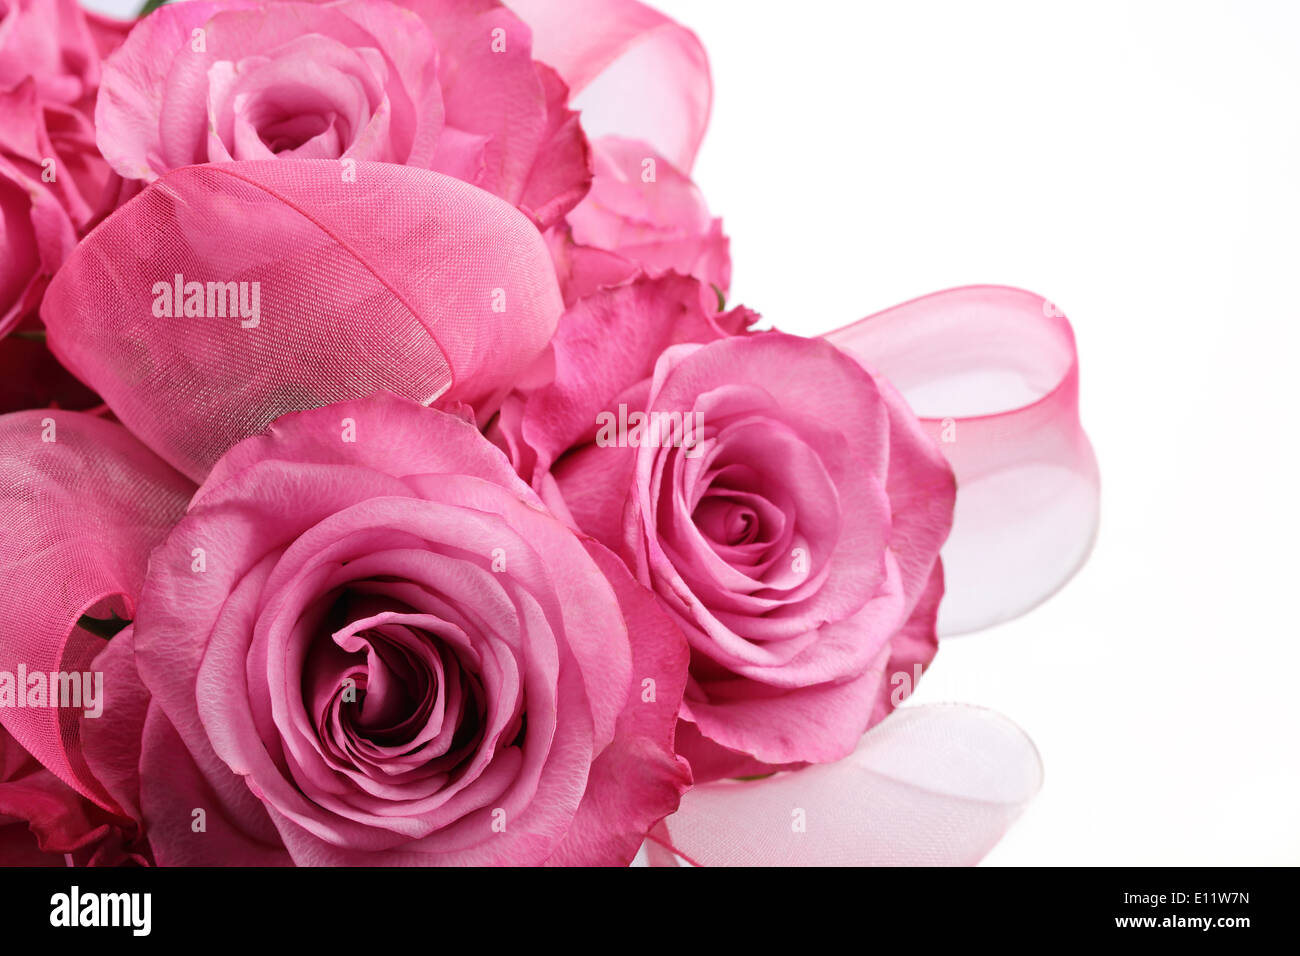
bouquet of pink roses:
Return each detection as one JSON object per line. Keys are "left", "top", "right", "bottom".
{"left": 0, "top": 0, "right": 1097, "bottom": 867}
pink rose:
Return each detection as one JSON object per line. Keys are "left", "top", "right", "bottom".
{"left": 133, "top": 393, "right": 690, "bottom": 865}
{"left": 0, "top": 0, "right": 117, "bottom": 336}
{"left": 83, "top": 9, "right": 135, "bottom": 63}
{"left": 0, "top": 152, "right": 75, "bottom": 336}
{"left": 491, "top": 274, "right": 955, "bottom": 780}
{"left": 0, "top": 0, "right": 101, "bottom": 105}
{"left": 96, "top": 0, "right": 590, "bottom": 228}
{"left": 552, "top": 136, "right": 730, "bottom": 307}
{"left": 0, "top": 725, "right": 148, "bottom": 867}
{"left": 0, "top": 79, "right": 111, "bottom": 233}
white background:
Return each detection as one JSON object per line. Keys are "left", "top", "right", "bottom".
{"left": 88, "top": 0, "right": 1300, "bottom": 865}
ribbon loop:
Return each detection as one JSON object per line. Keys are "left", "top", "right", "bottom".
{"left": 825, "top": 286, "right": 1099, "bottom": 635}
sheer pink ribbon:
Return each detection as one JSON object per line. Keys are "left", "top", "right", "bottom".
{"left": 824, "top": 286, "right": 1100, "bottom": 636}
{"left": 510, "top": 0, "right": 712, "bottom": 173}
{"left": 0, "top": 412, "right": 193, "bottom": 812}
{"left": 41, "top": 160, "right": 564, "bottom": 482}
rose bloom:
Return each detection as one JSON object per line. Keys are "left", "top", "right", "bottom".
{"left": 0, "top": 0, "right": 116, "bottom": 337}
{"left": 0, "top": 154, "right": 76, "bottom": 336}
{"left": 548, "top": 136, "right": 730, "bottom": 308}
{"left": 0, "top": 0, "right": 102, "bottom": 105}
{"left": 0, "top": 80, "right": 112, "bottom": 232}
{"left": 132, "top": 394, "right": 690, "bottom": 865}
{"left": 491, "top": 274, "right": 955, "bottom": 780}
{"left": 96, "top": 0, "right": 590, "bottom": 227}
{"left": 0, "top": 725, "right": 148, "bottom": 867}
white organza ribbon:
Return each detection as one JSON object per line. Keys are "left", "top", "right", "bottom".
{"left": 649, "top": 704, "right": 1043, "bottom": 866}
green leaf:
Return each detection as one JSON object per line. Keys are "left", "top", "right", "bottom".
{"left": 137, "top": 0, "right": 169, "bottom": 16}
{"left": 711, "top": 283, "right": 726, "bottom": 312}
{"left": 76, "top": 611, "right": 131, "bottom": 640}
